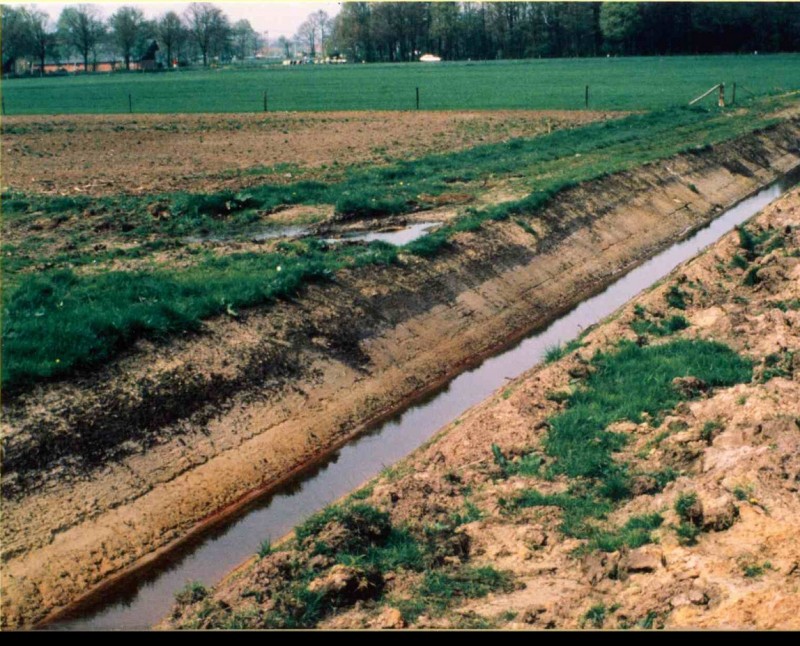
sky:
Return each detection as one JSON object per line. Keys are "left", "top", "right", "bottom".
{"left": 4, "top": 2, "right": 342, "bottom": 38}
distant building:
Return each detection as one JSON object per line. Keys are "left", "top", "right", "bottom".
{"left": 140, "top": 40, "right": 160, "bottom": 71}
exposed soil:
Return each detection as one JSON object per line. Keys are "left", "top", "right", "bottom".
{"left": 169, "top": 178, "right": 800, "bottom": 631}
{"left": 2, "top": 120, "right": 799, "bottom": 629}
{"left": 1, "top": 110, "right": 616, "bottom": 197}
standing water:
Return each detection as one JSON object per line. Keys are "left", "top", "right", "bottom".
{"left": 49, "top": 169, "right": 799, "bottom": 630}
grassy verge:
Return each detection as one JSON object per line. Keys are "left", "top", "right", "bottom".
{"left": 2, "top": 95, "right": 788, "bottom": 391}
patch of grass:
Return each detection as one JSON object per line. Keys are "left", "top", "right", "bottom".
{"left": 258, "top": 539, "right": 273, "bottom": 559}
{"left": 767, "top": 299, "right": 800, "bottom": 312}
{"left": 649, "top": 467, "right": 680, "bottom": 492}
{"left": 676, "top": 521, "right": 701, "bottom": 546}
{"left": 742, "top": 266, "right": 761, "bottom": 286}
{"left": 631, "top": 314, "right": 690, "bottom": 337}
{"left": 295, "top": 503, "right": 391, "bottom": 556}
{"left": 760, "top": 350, "right": 794, "bottom": 382}
{"left": 175, "top": 581, "right": 208, "bottom": 605}
{"left": 515, "top": 218, "right": 538, "bottom": 237}
{"left": 588, "top": 513, "right": 664, "bottom": 553}
{"left": 582, "top": 603, "right": 608, "bottom": 628}
{"left": 639, "top": 610, "right": 661, "bottom": 629}
{"left": 665, "top": 285, "right": 689, "bottom": 310}
{"left": 545, "top": 340, "right": 752, "bottom": 481}
{"left": 544, "top": 339, "right": 583, "bottom": 364}
{"left": 338, "top": 528, "right": 427, "bottom": 573}
{"left": 510, "top": 339, "right": 750, "bottom": 550}
{"left": 1, "top": 240, "right": 398, "bottom": 391}
{"left": 737, "top": 225, "right": 758, "bottom": 261}
{"left": 546, "top": 390, "right": 571, "bottom": 403}
{"left": 700, "top": 420, "right": 725, "bottom": 445}
{"left": 742, "top": 561, "right": 773, "bottom": 578}
{"left": 398, "top": 566, "right": 515, "bottom": 622}
{"left": 492, "top": 444, "right": 542, "bottom": 478}
{"left": 674, "top": 491, "right": 699, "bottom": 522}
{"left": 732, "top": 484, "right": 754, "bottom": 502}
{"left": 450, "top": 501, "right": 484, "bottom": 527}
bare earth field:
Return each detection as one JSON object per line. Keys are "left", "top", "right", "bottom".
{"left": 169, "top": 185, "right": 800, "bottom": 631}
{"left": 1, "top": 110, "right": 616, "bottom": 197}
{"left": 2, "top": 118, "right": 799, "bottom": 628}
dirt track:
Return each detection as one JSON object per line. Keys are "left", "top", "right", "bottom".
{"left": 2, "top": 119, "right": 799, "bottom": 628}
{"left": 1, "top": 110, "right": 615, "bottom": 196}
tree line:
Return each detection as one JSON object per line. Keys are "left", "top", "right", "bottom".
{"left": 330, "top": 2, "right": 800, "bottom": 62}
{"left": 1, "top": 2, "right": 261, "bottom": 74}
{"left": 4, "top": 2, "right": 800, "bottom": 76}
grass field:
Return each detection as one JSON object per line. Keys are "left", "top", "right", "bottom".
{"left": 3, "top": 54, "right": 800, "bottom": 115}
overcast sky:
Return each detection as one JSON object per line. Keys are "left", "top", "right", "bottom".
{"left": 6, "top": 2, "right": 342, "bottom": 38}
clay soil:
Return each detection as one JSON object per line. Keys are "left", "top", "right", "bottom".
{"left": 170, "top": 185, "right": 800, "bottom": 631}
{"left": 1, "top": 110, "right": 615, "bottom": 197}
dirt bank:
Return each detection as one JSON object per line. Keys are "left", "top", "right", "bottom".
{"left": 0, "top": 110, "right": 615, "bottom": 196}
{"left": 169, "top": 171, "right": 800, "bottom": 631}
{"left": 2, "top": 119, "right": 800, "bottom": 628}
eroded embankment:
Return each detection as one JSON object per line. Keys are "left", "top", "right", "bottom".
{"left": 169, "top": 175, "right": 800, "bottom": 631}
{"left": 2, "top": 120, "right": 800, "bottom": 628}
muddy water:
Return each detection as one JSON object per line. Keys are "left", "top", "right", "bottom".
{"left": 49, "top": 169, "right": 799, "bottom": 630}
{"left": 327, "top": 222, "right": 441, "bottom": 245}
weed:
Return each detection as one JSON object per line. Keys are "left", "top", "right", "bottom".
{"left": 399, "top": 567, "right": 515, "bottom": 622}
{"left": 742, "top": 561, "right": 772, "bottom": 578}
{"left": 742, "top": 266, "right": 760, "bottom": 286}
{"left": 258, "top": 539, "right": 273, "bottom": 559}
{"left": 732, "top": 484, "right": 754, "bottom": 501}
{"left": 700, "top": 420, "right": 724, "bottom": 445}
{"left": 582, "top": 604, "right": 607, "bottom": 628}
{"left": 588, "top": 513, "right": 664, "bottom": 553}
{"left": 675, "top": 521, "right": 701, "bottom": 546}
{"left": 665, "top": 285, "right": 689, "bottom": 310}
{"left": 631, "top": 315, "right": 690, "bottom": 337}
{"left": 544, "top": 339, "right": 583, "bottom": 364}
{"left": 175, "top": 581, "right": 209, "bottom": 605}
{"left": 737, "top": 225, "right": 758, "bottom": 261}
{"left": 546, "top": 390, "right": 571, "bottom": 403}
{"left": 674, "top": 491, "right": 699, "bottom": 522}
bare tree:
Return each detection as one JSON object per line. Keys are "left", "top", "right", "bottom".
{"left": 277, "top": 35, "right": 292, "bottom": 59}
{"left": 312, "top": 10, "right": 333, "bottom": 56}
{"left": 295, "top": 18, "right": 316, "bottom": 58}
{"left": 57, "top": 4, "right": 104, "bottom": 72}
{"left": 29, "top": 8, "right": 58, "bottom": 75}
{"left": 232, "top": 19, "right": 256, "bottom": 60}
{"left": 157, "top": 11, "right": 185, "bottom": 67}
{"left": 184, "top": 2, "right": 229, "bottom": 66}
{"left": 110, "top": 6, "right": 145, "bottom": 70}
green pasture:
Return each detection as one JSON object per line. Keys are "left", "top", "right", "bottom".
{"left": 2, "top": 54, "right": 799, "bottom": 115}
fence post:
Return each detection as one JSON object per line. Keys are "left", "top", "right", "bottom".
{"left": 732, "top": 82, "right": 736, "bottom": 106}
{"left": 718, "top": 83, "right": 725, "bottom": 108}
{"left": 585, "top": 85, "right": 589, "bottom": 109}
{"left": 416, "top": 87, "right": 420, "bottom": 110}
{"left": 128, "top": 93, "right": 132, "bottom": 113}
{"left": 1, "top": 96, "right": 5, "bottom": 116}
{"left": 264, "top": 90, "right": 268, "bottom": 112}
